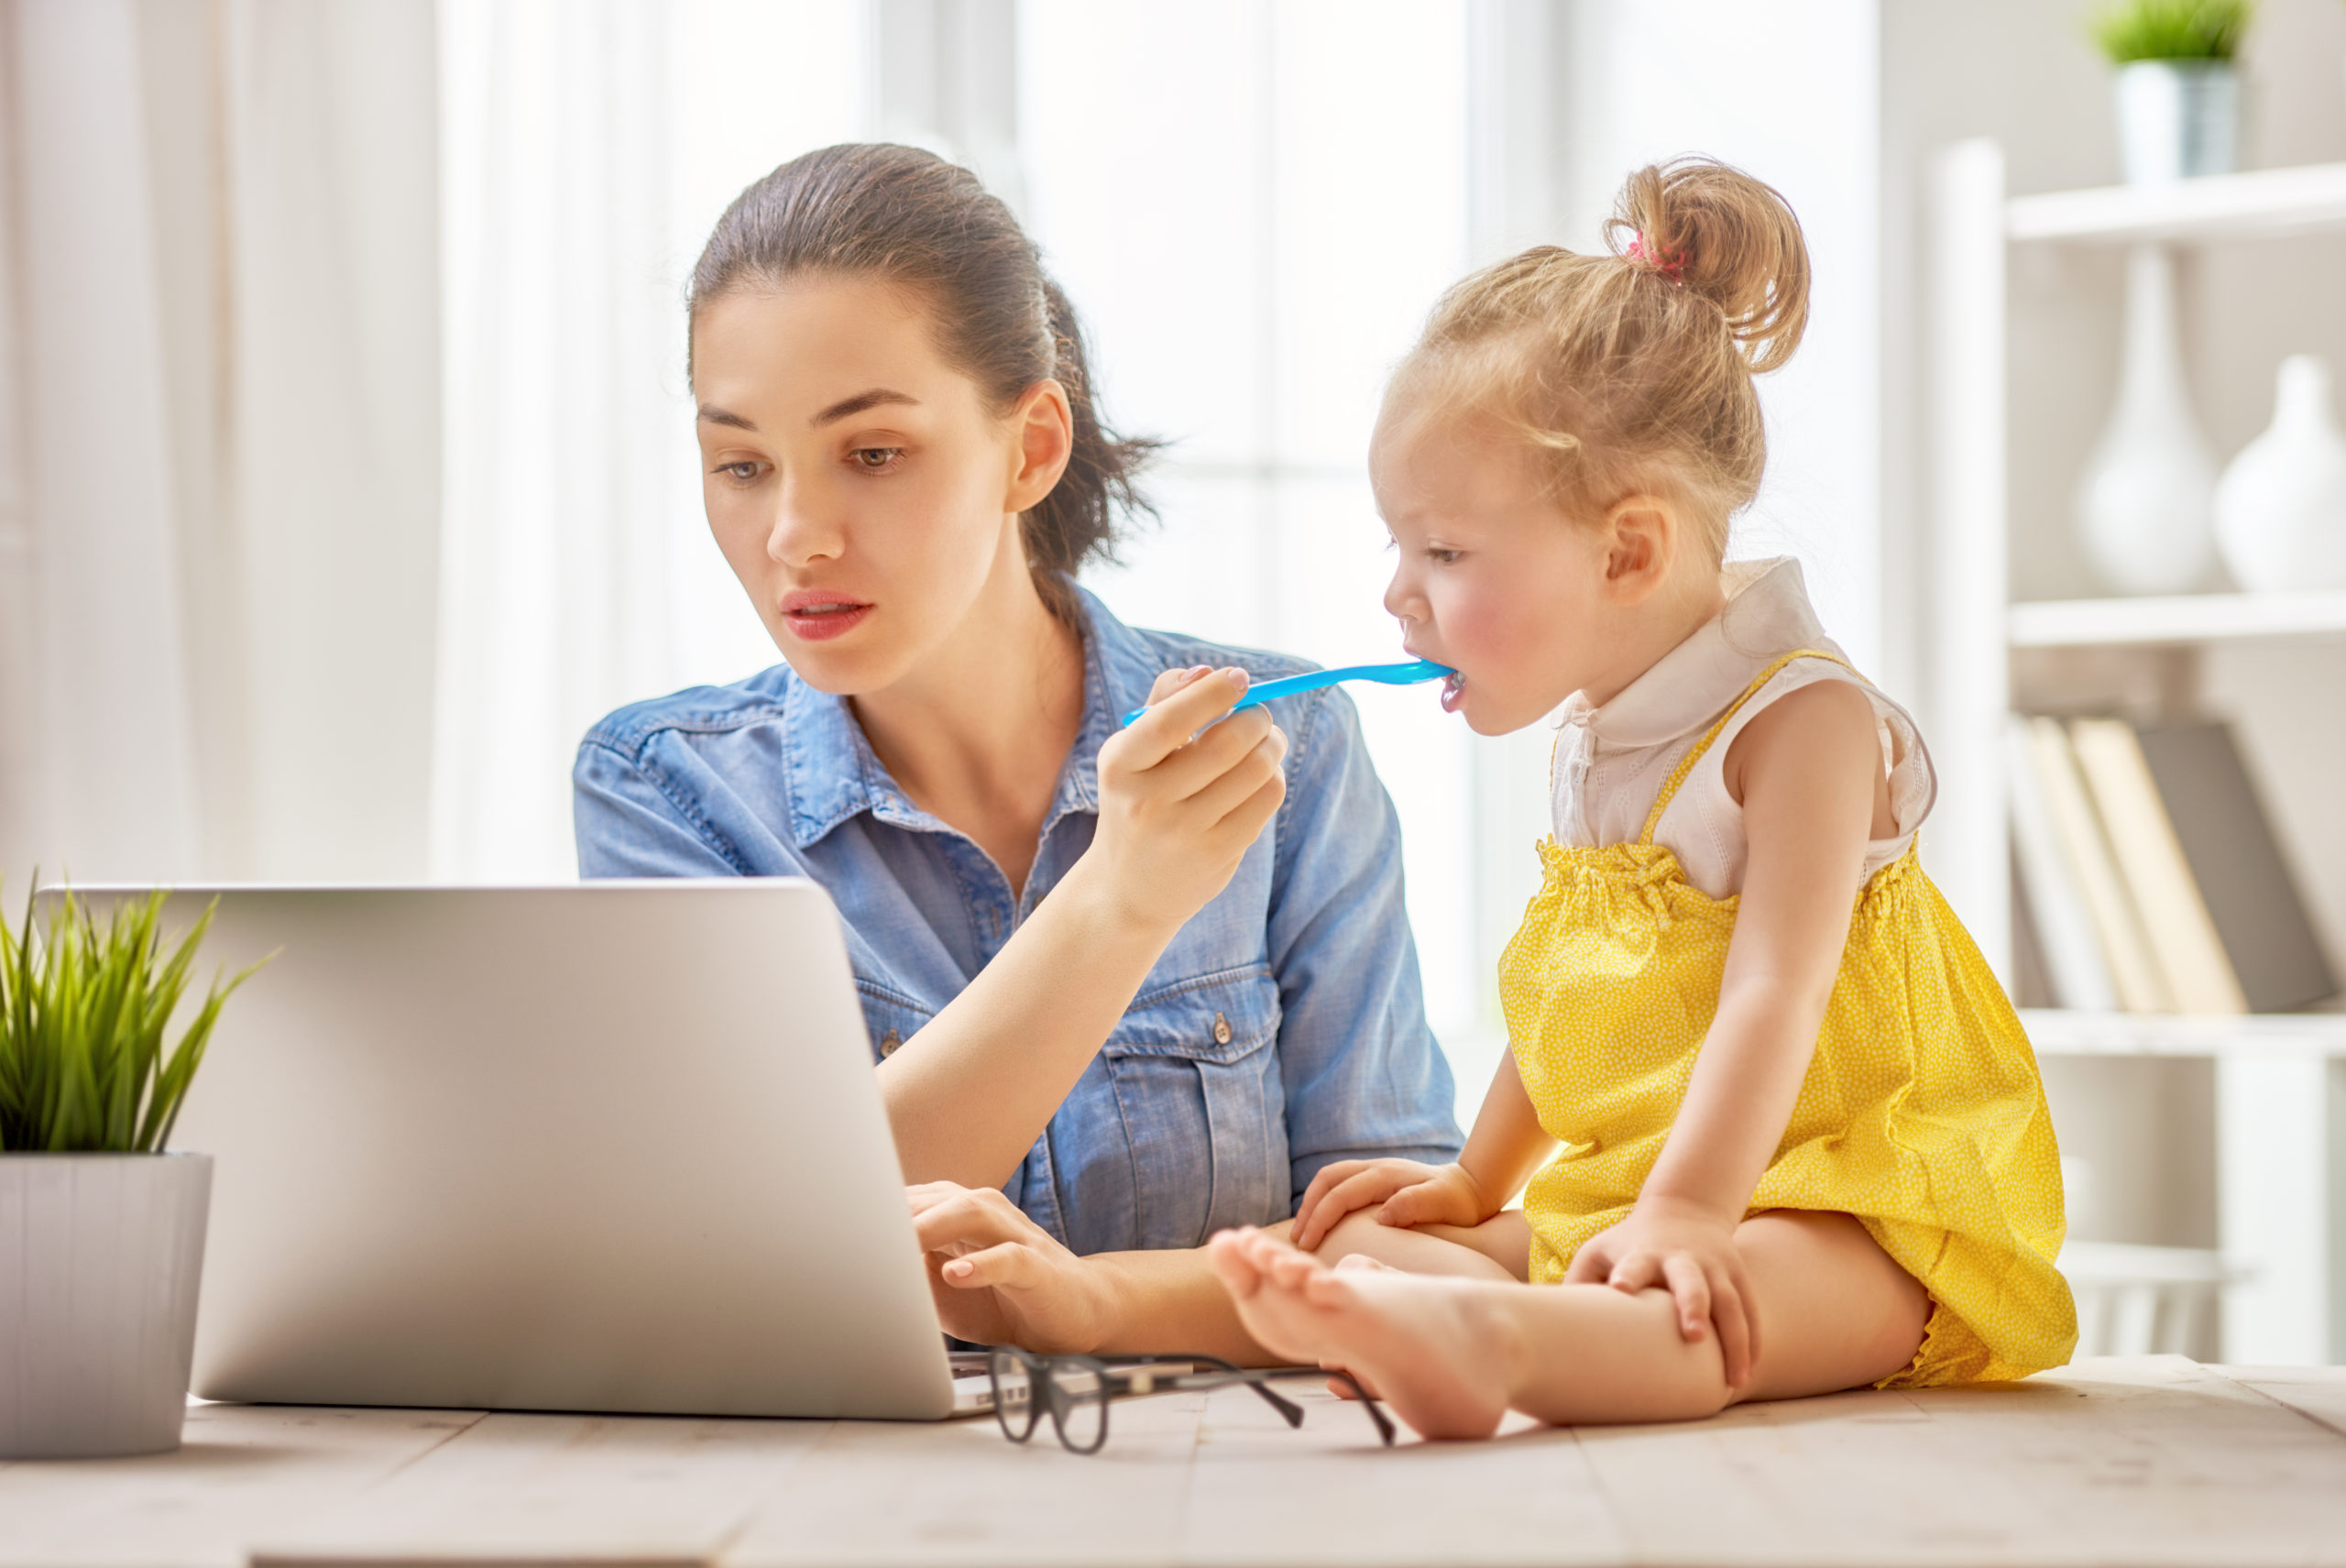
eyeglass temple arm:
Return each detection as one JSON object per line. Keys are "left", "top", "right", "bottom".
{"left": 1240, "top": 1377, "right": 1307, "bottom": 1427}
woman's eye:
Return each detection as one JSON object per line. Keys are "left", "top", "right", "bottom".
{"left": 714, "top": 461, "right": 764, "bottom": 485}
{"left": 850, "top": 446, "right": 904, "bottom": 472}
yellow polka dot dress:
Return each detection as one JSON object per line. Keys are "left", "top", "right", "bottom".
{"left": 1504, "top": 630, "right": 2077, "bottom": 1387}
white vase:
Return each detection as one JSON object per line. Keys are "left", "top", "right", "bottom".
{"left": 0, "top": 1153, "right": 212, "bottom": 1458}
{"left": 2215, "top": 356, "right": 2346, "bottom": 592}
{"left": 2076, "top": 245, "right": 2220, "bottom": 596}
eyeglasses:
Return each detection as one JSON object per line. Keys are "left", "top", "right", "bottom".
{"left": 985, "top": 1347, "right": 1397, "bottom": 1453}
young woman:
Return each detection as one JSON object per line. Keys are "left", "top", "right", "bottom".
{"left": 573, "top": 144, "right": 1460, "bottom": 1362}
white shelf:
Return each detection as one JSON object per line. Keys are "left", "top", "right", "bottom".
{"left": 2009, "top": 590, "right": 2346, "bottom": 649}
{"left": 2007, "top": 161, "right": 2346, "bottom": 246}
{"left": 2024, "top": 1008, "right": 2346, "bottom": 1058}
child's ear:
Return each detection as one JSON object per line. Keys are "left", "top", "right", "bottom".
{"left": 1600, "top": 494, "right": 1677, "bottom": 599}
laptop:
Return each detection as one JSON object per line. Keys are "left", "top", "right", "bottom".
{"left": 59, "top": 881, "right": 1033, "bottom": 1420}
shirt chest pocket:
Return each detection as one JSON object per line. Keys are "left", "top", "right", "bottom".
{"left": 1103, "top": 966, "right": 1288, "bottom": 1248}
{"left": 854, "top": 981, "right": 931, "bottom": 1063}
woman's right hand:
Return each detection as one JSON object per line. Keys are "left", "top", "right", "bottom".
{"left": 908, "top": 1180, "right": 1112, "bottom": 1354}
{"left": 1290, "top": 1158, "right": 1495, "bottom": 1251}
{"left": 1082, "top": 666, "right": 1288, "bottom": 935}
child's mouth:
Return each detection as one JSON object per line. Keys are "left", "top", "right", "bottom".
{"left": 1440, "top": 670, "right": 1466, "bottom": 713}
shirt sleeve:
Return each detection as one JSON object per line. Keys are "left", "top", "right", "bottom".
{"left": 574, "top": 735, "right": 755, "bottom": 878}
{"left": 1265, "top": 688, "right": 1464, "bottom": 1205}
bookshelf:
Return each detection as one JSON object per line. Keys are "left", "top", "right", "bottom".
{"left": 2004, "top": 160, "right": 2346, "bottom": 245}
{"left": 1932, "top": 144, "right": 2346, "bottom": 1369}
{"left": 2010, "top": 591, "right": 2346, "bottom": 649}
{"left": 2026, "top": 1008, "right": 2346, "bottom": 1058}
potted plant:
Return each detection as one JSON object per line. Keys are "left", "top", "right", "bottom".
{"left": 0, "top": 883, "right": 264, "bottom": 1458}
{"left": 2092, "top": 0, "right": 2253, "bottom": 182}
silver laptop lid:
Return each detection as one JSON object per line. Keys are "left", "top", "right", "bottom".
{"left": 59, "top": 882, "right": 955, "bottom": 1420}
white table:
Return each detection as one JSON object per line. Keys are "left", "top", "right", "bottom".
{"left": 5, "top": 1357, "right": 2344, "bottom": 1567}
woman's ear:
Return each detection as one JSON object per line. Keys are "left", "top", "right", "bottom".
{"left": 1599, "top": 493, "right": 1679, "bottom": 601}
{"left": 1004, "top": 379, "right": 1075, "bottom": 514}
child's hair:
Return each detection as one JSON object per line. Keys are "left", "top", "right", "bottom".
{"left": 1391, "top": 157, "right": 1810, "bottom": 560}
{"left": 688, "top": 143, "right": 1158, "bottom": 622}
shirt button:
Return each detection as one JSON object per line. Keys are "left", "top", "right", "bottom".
{"left": 1211, "top": 1012, "right": 1232, "bottom": 1047}
{"left": 880, "top": 1029, "right": 902, "bottom": 1058}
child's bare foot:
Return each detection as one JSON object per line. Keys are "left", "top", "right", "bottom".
{"left": 1205, "top": 1227, "right": 1518, "bottom": 1440}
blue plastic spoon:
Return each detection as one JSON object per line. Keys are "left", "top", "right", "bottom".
{"left": 1120, "top": 659, "right": 1454, "bottom": 727}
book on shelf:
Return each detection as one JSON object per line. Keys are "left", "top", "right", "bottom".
{"left": 2005, "top": 716, "right": 2119, "bottom": 1012}
{"left": 2006, "top": 713, "right": 2338, "bottom": 1016}
{"left": 2017, "top": 716, "right": 2173, "bottom": 1013}
{"left": 2068, "top": 718, "right": 2247, "bottom": 1016}
{"left": 2132, "top": 721, "right": 2338, "bottom": 1014}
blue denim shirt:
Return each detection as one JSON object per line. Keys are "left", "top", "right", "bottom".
{"left": 573, "top": 586, "right": 1460, "bottom": 1256}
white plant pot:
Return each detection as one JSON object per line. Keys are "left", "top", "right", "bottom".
{"left": 0, "top": 1153, "right": 212, "bottom": 1458}
{"left": 2076, "top": 245, "right": 2220, "bottom": 596}
{"left": 2113, "top": 59, "right": 2241, "bottom": 184}
{"left": 2215, "top": 356, "right": 2346, "bottom": 592}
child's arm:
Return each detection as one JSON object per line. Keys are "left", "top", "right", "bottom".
{"left": 1564, "top": 678, "right": 1885, "bottom": 1388}
{"left": 1290, "top": 1052, "right": 1557, "bottom": 1250}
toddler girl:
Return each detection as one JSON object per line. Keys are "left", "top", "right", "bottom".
{"left": 1206, "top": 158, "right": 2076, "bottom": 1438}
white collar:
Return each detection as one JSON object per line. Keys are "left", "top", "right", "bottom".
{"left": 1562, "top": 557, "right": 1838, "bottom": 750}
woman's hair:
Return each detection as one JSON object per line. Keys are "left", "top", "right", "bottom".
{"left": 689, "top": 143, "right": 1157, "bottom": 620}
{"left": 1390, "top": 157, "right": 1811, "bottom": 561}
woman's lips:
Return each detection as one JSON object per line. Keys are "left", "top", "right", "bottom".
{"left": 781, "top": 594, "right": 873, "bottom": 642}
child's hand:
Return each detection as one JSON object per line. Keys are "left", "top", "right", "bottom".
{"left": 1566, "top": 1196, "right": 1759, "bottom": 1387}
{"left": 1291, "top": 1158, "right": 1494, "bottom": 1251}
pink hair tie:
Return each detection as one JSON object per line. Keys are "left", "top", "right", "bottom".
{"left": 1625, "top": 235, "right": 1685, "bottom": 280}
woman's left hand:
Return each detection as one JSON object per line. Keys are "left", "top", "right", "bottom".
{"left": 907, "top": 1181, "right": 1111, "bottom": 1354}
{"left": 1565, "top": 1196, "right": 1759, "bottom": 1387}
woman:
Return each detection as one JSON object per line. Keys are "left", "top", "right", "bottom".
{"left": 574, "top": 144, "right": 1458, "bottom": 1362}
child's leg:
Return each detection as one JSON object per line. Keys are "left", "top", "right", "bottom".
{"left": 1206, "top": 1209, "right": 1927, "bottom": 1439}
{"left": 1305, "top": 1208, "right": 1532, "bottom": 1282}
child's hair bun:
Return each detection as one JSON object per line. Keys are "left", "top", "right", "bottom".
{"left": 1606, "top": 158, "right": 1810, "bottom": 375}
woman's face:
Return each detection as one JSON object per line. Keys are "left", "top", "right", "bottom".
{"left": 691, "top": 276, "right": 1069, "bottom": 695}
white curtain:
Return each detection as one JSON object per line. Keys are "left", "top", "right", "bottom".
{"left": 0, "top": 0, "right": 440, "bottom": 886}
{"left": 427, "top": 0, "right": 859, "bottom": 883}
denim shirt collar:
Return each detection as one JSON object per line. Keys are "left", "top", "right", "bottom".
{"left": 782, "top": 582, "right": 1146, "bottom": 850}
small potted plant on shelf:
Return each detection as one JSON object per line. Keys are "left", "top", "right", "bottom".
{"left": 0, "top": 883, "right": 264, "bottom": 1458}
{"left": 2092, "top": 0, "right": 2253, "bottom": 182}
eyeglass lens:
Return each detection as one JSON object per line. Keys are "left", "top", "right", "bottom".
{"left": 1048, "top": 1363, "right": 1108, "bottom": 1453}
{"left": 989, "top": 1348, "right": 1037, "bottom": 1442}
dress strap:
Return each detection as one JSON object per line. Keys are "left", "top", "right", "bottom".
{"left": 1637, "top": 648, "right": 1859, "bottom": 846}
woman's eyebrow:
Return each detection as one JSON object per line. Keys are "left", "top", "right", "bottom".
{"left": 810, "top": 388, "right": 918, "bottom": 427}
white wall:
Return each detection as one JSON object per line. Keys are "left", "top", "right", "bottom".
{"left": 1557, "top": 0, "right": 1884, "bottom": 681}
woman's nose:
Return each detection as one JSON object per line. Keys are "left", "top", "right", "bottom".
{"left": 765, "top": 482, "right": 844, "bottom": 566}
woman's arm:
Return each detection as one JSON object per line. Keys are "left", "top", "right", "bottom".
{"left": 1565, "top": 677, "right": 1884, "bottom": 1385}
{"left": 875, "top": 667, "right": 1289, "bottom": 1189}
{"left": 577, "top": 667, "right": 1291, "bottom": 1193}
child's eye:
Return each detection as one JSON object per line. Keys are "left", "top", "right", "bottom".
{"left": 1426, "top": 547, "right": 1464, "bottom": 565}
{"left": 850, "top": 446, "right": 904, "bottom": 472}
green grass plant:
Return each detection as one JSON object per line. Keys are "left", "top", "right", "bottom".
{"left": 2090, "top": 0, "right": 2254, "bottom": 62}
{"left": 0, "top": 881, "right": 268, "bottom": 1153}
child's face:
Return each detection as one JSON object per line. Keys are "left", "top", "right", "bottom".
{"left": 1370, "top": 406, "right": 1626, "bottom": 736}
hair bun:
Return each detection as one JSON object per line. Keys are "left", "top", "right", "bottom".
{"left": 1606, "top": 158, "right": 1810, "bottom": 374}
